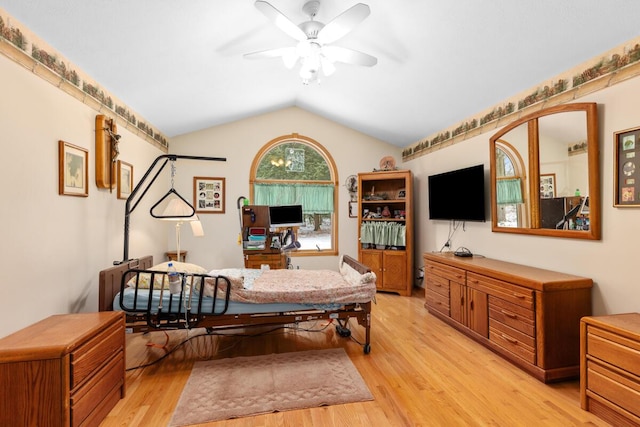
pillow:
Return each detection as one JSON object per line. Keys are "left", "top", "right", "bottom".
{"left": 202, "top": 268, "right": 248, "bottom": 297}
{"left": 126, "top": 261, "right": 208, "bottom": 289}
{"left": 339, "top": 256, "right": 377, "bottom": 286}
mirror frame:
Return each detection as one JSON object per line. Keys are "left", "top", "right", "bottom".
{"left": 489, "top": 102, "right": 600, "bottom": 240}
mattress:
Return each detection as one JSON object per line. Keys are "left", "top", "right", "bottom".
{"left": 114, "top": 287, "right": 341, "bottom": 315}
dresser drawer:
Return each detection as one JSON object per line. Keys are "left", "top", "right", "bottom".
{"left": 426, "top": 291, "right": 449, "bottom": 316}
{"left": 468, "top": 272, "right": 533, "bottom": 309}
{"left": 587, "top": 327, "right": 640, "bottom": 378}
{"left": 489, "top": 296, "right": 534, "bottom": 337}
{"left": 490, "top": 321, "right": 535, "bottom": 364}
{"left": 71, "top": 352, "right": 124, "bottom": 427}
{"left": 424, "top": 261, "right": 465, "bottom": 285}
{"left": 71, "top": 320, "right": 124, "bottom": 389}
{"left": 586, "top": 360, "right": 640, "bottom": 418}
{"left": 425, "top": 274, "right": 449, "bottom": 297}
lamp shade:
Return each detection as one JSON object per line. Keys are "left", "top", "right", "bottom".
{"left": 160, "top": 198, "right": 196, "bottom": 220}
{"left": 190, "top": 218, "right": 205, "bottom": 237}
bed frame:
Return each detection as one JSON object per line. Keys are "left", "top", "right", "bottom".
{"left": 99, "top": 255, "right": 372, "bottom": 354}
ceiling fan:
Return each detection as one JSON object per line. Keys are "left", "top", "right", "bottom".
{"left": 244, "top": 0, "right": 377, "bottom": 84}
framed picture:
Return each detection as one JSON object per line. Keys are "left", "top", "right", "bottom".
{"left": 58, "top": 140, "right": 88, "bottom": 197}
{"left": 348, "top": 201, "right": 357, "bottom": 218}
{"left": 194, "top": 176, "right": 225, "bottom": 213}
{"left": 614, "top": 126, "right": 640, "bottom": 207}
{"left": 397, "top": 188, "right": 406, "bottom": 199}
{"left": 539, "top": 173, "right": 556, "bottom": 199}
{"left": 117, "top": 160, "right": 133, "bottom": 200}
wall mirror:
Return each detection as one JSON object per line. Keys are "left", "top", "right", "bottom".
{"left": 490, "top": 102, "right": 600, "bottom": 239}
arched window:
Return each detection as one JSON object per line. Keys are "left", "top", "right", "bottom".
{"left": 495, "top": 140, "right": 528, "bottom": 228}
{"left": 250, "top": 133, "right": 338, "bottom": 255}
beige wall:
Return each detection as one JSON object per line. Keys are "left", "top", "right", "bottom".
{"left": 170, "top": 106, "right": 401, "bottom": 271}
{"left": 405, "top": 76, "right": 640, "bottom": 316}
{"left": 0, "top": 54, "right": 167, "bottom": 337}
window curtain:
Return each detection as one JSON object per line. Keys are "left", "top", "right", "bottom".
{"left": 360, "top": 221, "right": 406, "bottom": 247}
{"left": 496, "top": 178, "right": 523, "bottom": 204}
{"left": 254, "top": 183, "right": 334, "bottom": 213}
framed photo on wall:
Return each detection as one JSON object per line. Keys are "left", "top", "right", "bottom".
{"left": 540, "top": 173, "right": 556, "bottom": 199}
{"left": 58, "top": 140, "right": 88, "bottom": 197}
{"left": 614, "top": 126, "right": 640, "bottom": 207}
{"left": 117, "top": 160, "right": 133, "bottom": 200}
{"left": 193, "top": 176, "right": 225, "bottom": 213}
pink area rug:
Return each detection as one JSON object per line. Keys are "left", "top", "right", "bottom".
{"left": 169, "top": 348, "right": 373, "bottom": 426}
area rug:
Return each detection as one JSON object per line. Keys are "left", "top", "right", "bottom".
{"left": 169, "top": 348, "right": 373, "bottom": 426}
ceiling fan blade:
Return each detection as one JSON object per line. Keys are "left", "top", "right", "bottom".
{"left": 254, "top": 1, "right": 307, "bottom": 42}
{"left": 244, "top": 47, "right": 299, "bottom": 69}
{"left": 317, "top": 3, "right": 370, "bottom": 44}
{"left": 322, "top": 45, "right": 377, "bottom": 67}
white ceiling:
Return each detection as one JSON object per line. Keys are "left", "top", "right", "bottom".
{"left": 2, "top": 1, "right": 640, "bottom": 147}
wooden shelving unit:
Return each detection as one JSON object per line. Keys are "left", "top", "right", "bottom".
{"left": 357, "top": 170, "right": 413, "bottom": 296}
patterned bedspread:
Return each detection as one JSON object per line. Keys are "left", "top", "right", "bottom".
{"left": 205, "top": 268, "right": 376, "bottom": 305}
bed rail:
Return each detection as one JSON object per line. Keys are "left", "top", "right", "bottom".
{"left": 120, "top": 270, "right": 232, "bottom": 330}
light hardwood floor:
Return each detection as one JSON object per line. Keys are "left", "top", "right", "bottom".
{"left": 101, "top": 289, "right": 609, "bottom": 426}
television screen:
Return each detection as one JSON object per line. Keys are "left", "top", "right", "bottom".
{"left": 268, "top": 205, "right": 304, "bottom": 227}
{"left": 428, "top": 164, "right": 486, "bottom": 222}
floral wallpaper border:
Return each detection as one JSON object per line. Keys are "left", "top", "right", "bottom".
{"left": 0, "top": 11, "right": 168, "bottom": 150}
{"left": 402, "top": 36, "right": 640, "bottom": 162}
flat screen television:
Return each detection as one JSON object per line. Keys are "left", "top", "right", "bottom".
{"left": 428, "top": 164, "right": 486, "bottom": 222}
{"left": 268, "top": 205, "right": 304, "bottom": 227}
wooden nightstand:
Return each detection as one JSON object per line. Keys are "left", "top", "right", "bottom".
{"left": 580, "top": 313, "right": 640, "bottom": 426}
{"left": 0, "top": 312, "right": 125, "bottom": 427}
{"left": 166, "top": 250, "right": 187, "bottom": 262}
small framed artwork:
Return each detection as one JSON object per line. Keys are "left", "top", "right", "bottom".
{"left": 194, "top": 176, "right": 225, "bottom": 213}
{"left": 58, "top": 140, "right": 88, "bottom": 197}
{"left": 539, "top": 173, "right": 556, "bottom": 199}
{"left": 117, "top": 160, "right": 133, "bottom": 200}
{"left": 614, "top": 126, "right": 640, "bottom": 207}
{"left": 397, "top": 188, "right": 406, "bottom": 199}
{"left": 348, "top": 201, "right": 357, "bottom": 218}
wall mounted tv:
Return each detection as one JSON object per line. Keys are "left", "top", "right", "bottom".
{"left": 428, "top": 164, "right": 486, "bottom": 222}
{"left": 268, "top": 205, "right": 304, "bottom": 227}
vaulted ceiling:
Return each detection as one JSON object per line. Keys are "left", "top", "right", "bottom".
{"left": 2, "top": 1, "right": 640, "bottom": 147}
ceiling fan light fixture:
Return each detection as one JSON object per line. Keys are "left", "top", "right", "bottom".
{"left": 247, "top": 1, "right": 377, "bottom": 85}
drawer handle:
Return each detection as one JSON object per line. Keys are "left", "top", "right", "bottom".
{"left": 513, "top": 293, "right": 525, "bottom": 299}
{"left": 501, "top": 309, "right": 517, "bottom": 319}
{"left": 501, "top": 333, "right": 518, "bottom": 344}
{"left": 470, "top": 279, "right": 479, "bottom": 284}
{"left": 434, "top": 283, "right": 442, "bottom": 287}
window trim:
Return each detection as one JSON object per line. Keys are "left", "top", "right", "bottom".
{"left": 250, "top": 133, "right": 339, "bottom": 256}
{"left": 496, "top": 139, "right": 528, "bottom": 227}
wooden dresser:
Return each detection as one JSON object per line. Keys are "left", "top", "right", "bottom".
{"left": 580, "top": 313, "right": 640, "bottom": 426}
{"left": 423, "top": 252, "right": 592, "bottom": 383}
{"left": 0, "top": 312, "right": 125, "bottom": 427}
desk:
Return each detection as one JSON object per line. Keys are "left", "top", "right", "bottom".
{"left": 166, "top": 250, "right": 187, "bottom": 262}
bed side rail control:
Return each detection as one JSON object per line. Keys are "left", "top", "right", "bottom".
{"left": 120, "top": 269, "right": 232, "bottom": 329}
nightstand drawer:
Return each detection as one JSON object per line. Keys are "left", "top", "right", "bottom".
{"left": 586, "top": 360, "right": 640, "bottom": 418}
{"left": 71, "top": 320, "right": 124, "bottom": 389}
{"left": 587, "top": 327, "right": 640, "bottom": 378}
{"left": 71, "top": 353, "right": 124, "bottom": 427}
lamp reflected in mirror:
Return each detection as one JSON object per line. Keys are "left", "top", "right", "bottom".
{"left": 160, "top": 198, "right": 204, "bottom": 262}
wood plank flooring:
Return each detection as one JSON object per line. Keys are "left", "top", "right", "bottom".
{"left": 101, "top": 289, "right": 609, "bottom": 426}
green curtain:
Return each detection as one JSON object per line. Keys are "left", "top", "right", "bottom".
{"left": 360, "top": 221, "right": 406, "bottom": 247}
{"left": 254, "top": 183, "right": 334, "bottom": 213}
{"left": 496, "top": 178, "right": 523, "bottom": 204}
